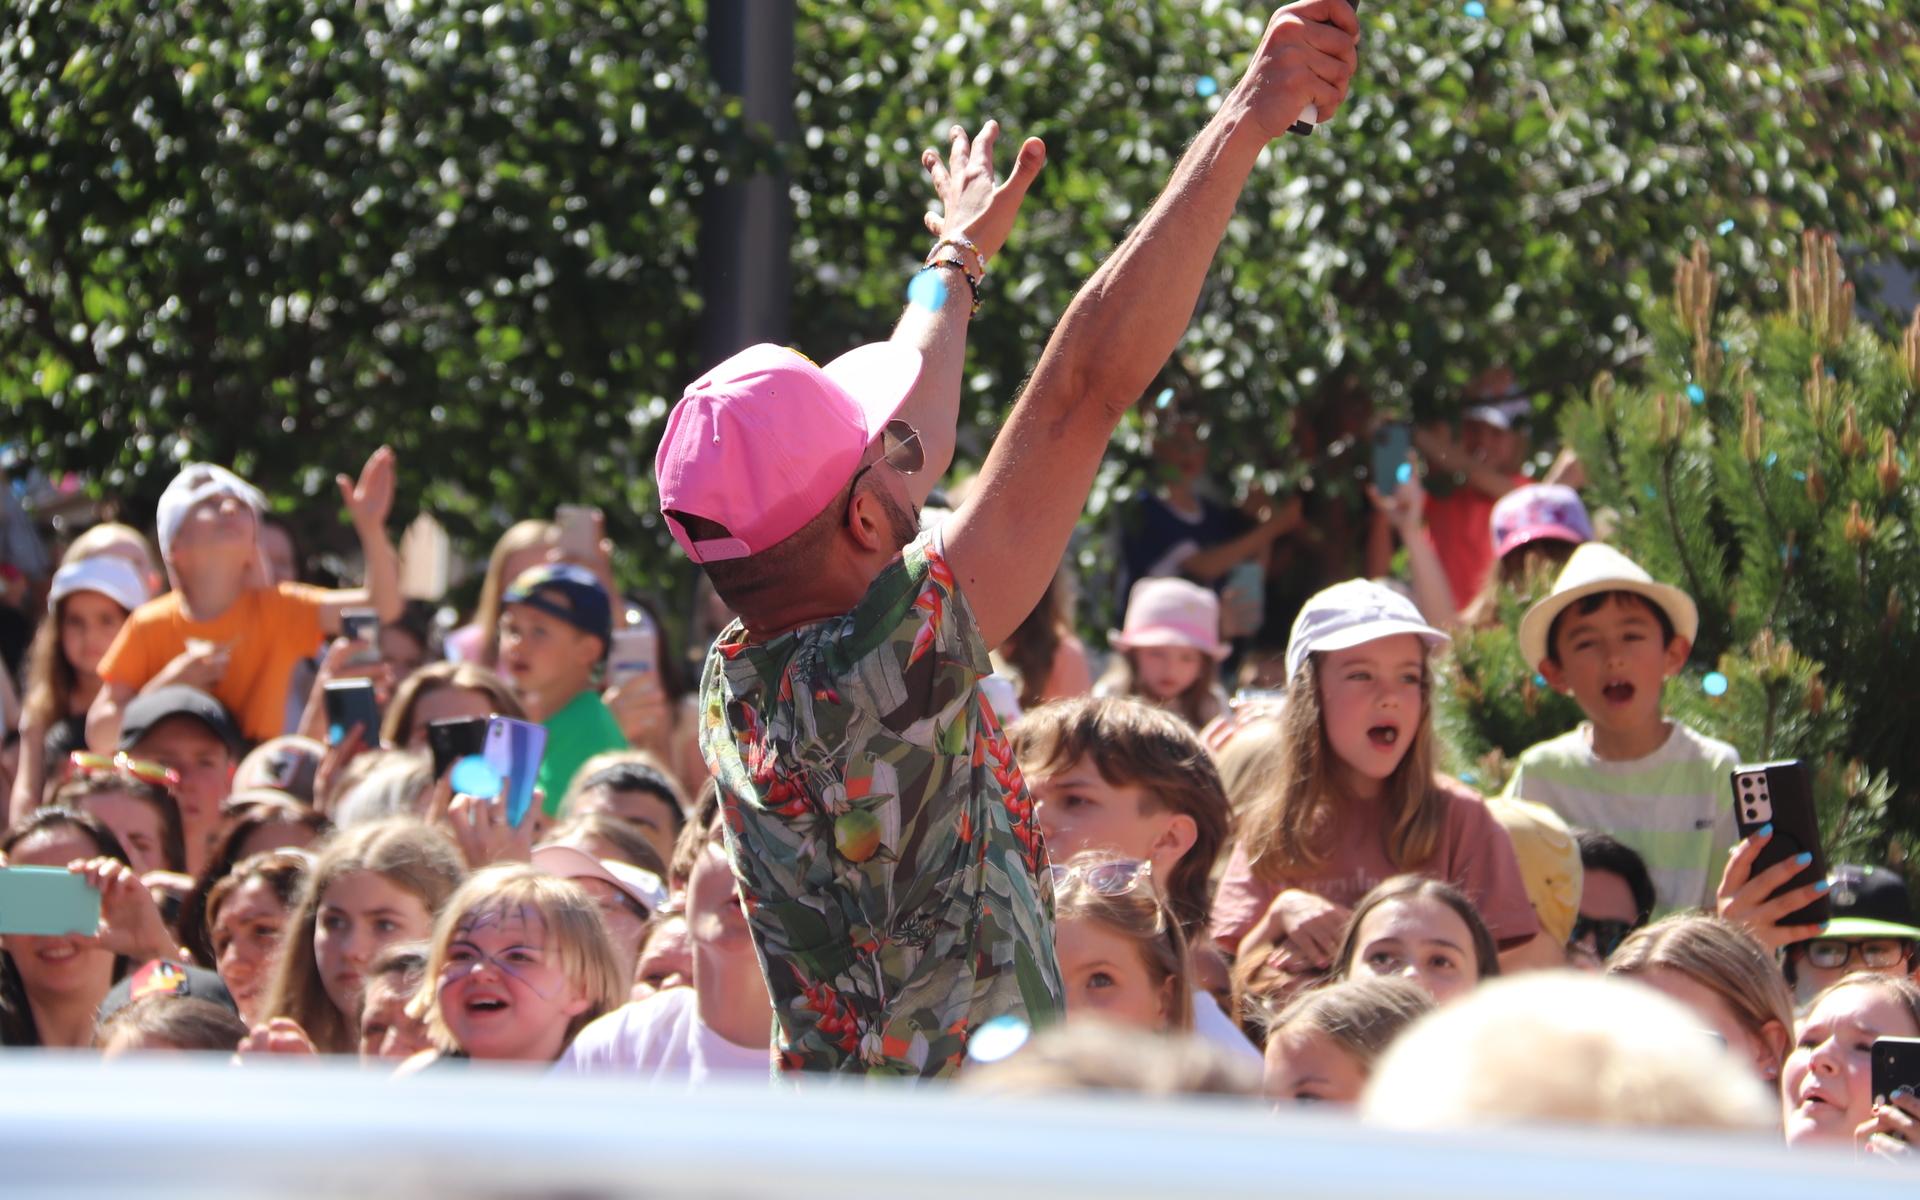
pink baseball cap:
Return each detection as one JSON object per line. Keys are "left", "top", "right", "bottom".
{"left": 1490, "top": 483, "right": 1594, "bottom": 560}
{"left": 654, "top": 342, "right": 923, "bottom": 563}
{"left": 1111, "top": 577, "right": 1231, "bottom": 661}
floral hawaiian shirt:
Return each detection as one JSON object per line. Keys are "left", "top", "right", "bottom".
{"left": 699, "top": 531, "right": 1064, "bottom": 1076}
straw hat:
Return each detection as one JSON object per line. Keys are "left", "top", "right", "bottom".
{"left": 1516, "top": 543, "right": 1698, "bottom": 671}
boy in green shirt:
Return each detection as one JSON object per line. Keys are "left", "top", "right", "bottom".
{"left": 497, "top": 563, "right": 627, "bottom": 814}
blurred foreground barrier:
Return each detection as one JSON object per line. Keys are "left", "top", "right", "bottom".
{"left": 0, "top": 1053, "right": 1905, "bottom": 1198}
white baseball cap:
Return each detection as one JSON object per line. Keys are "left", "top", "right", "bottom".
{"left": 1285, "top": 578, "right": 1450, "bottom": 683}
{"left": 532, "top": 844, "right": 669, "bottom": 917}
{"left": 48, "top": 555, "right": 150, "bottom": 615}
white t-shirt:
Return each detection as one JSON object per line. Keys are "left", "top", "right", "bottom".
{"left": 554, "top": 987, "right": 769, "bottom": 1084}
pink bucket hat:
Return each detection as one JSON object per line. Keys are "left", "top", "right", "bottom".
{"left": 1490, "top": 483, "right": 1594, "bottom": 560}
{"left": 654, "top": 342, "right": 923, "bottom": 563}
{"left": 1110, "top": 577, "right": 1230, "bottom": 660}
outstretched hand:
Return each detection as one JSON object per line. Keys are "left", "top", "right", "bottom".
{"left": 1715, "top": 831, "right": 1829, "bottom": 950}
{"left": 1237, "top": 0, "right": 1360, "bottom": 141}
{"left": 338, "top": 445, "right": 397, "bottom": 530}
{"left": 920, "top": 119, "right": 1047, "bottom": 263}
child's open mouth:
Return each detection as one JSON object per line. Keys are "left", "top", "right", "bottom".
{"left": 464, "top": 994, "right": 511, "bottom": 1017}
{"left": 1367, "top": 725, "right": 1399, "bottom": 749}
{"left": 1602, "top": 681, "right": 1636, "bottom": 705}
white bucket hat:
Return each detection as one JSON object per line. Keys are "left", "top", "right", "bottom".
{"left": 1285, "top": 579, "right": 1450, "bottom": 683}
{"left": 1110, "top": 577, "right": 1231, "bottom": 661}
{"left": 1516, "top": 542, "right": 1699, "bottom": 671}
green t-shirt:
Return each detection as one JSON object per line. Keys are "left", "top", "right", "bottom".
{"left": 538, "top": 689, "right": 628, "bottom": 815}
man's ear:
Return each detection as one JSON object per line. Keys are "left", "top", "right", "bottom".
{"left": 844, "top": 485, "right": 892, "bottom": 554}
{"left": 573, "top": 630, "right": 607, "bottom": 674}
{"left": 1663, "top": 635, "right": 1693, "bottom": 679}
{"left": 1538, "top": 657, "right": 1572, "bottom": 695}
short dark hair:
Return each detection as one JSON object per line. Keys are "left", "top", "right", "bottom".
{"left": 1575, "top": 829, "right": 1656, "bottom": 926}
{"left": 97, "top": 995, "right": 249, "bottom": 1053}
{"left": 1332, "top": 875, "right": 1502, "bottom": 986}
{"left": 671, "top": 469, "right": 862, "bottom": 612}
{"left": 1546, "top": 590, "right": 1678, "bottom": 665}
{"left": 574, "top": 760, "right": 687, "bottom": 834}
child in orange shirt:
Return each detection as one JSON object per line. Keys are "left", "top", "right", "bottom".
{"left": 87, "top": 450, "right": 403, "bottom": 749}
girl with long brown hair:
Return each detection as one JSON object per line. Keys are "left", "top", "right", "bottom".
{"left": 1211, "top": 580, "right": 1537, "bottom": 991}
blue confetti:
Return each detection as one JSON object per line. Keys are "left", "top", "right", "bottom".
{"left": 1716, "top": 219, "right": 1736, "bottom": 235}
{"left": 1765, "top": 452, "right": 1778, "bottom": 467}
{"left": 1686, "top": 384, "right": 1705, "bottom": 405}
{"left": 1195, "top": 75, "right": 1219, "bottom": 98}
{"left": 1154, "top": 387, "right": 1175, "bottom": 410}
{"left": 1463, "top": 0, "right": 1486, "bottom": 16}
{"left": 1532, "top": 673, "right": 1547, "bottom": 688}
{"left": 1792, "top": 470, "right": 1806, "bottom": 481}
{"left": 1395, "top": 461, "right": 1413, "bottom": 484}
{"left": 1643, "top": 484, "right": 1658, "bottom": 499}
{"left": 968, "top": 1015, "right": 1031, "bottom": 1064}
{"left": 907, "top": 269, "right": 948, "bottom": 312}
{"left": 1461, "top": 771, "right": 1479, "bottom": 786}
{"left": 1702, "top": 671, "right": 1729, "bottom": 697}
{"left": 450, "top": 755, "right": 501, "bottom": 799}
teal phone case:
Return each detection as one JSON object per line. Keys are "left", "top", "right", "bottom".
{"left": 0, "top": 867, "right": 102, "bottom": 937}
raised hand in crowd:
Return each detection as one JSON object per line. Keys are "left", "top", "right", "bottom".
{"left": 68, "top": 855, "right": 179, "bottom": 966}
{"left": 442, "top": 780, "right": 536, "bottom": 869}
{"left": 236, "top": 1017, "right": 320, "bottom": 1060}
{"left": 1715, "top": 830, "right": 1830, "bottom": 950}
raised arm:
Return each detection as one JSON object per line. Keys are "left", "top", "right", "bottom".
{"left": 889, "top": 121, "right": 1046, "bottom": 504}
{"left": 316, "top": 445, "right": 403, "bottom": 631}
{"left": 946, "top": 1, "right": 1358, "bottom": 645}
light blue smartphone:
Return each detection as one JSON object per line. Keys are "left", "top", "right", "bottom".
{"left": 482, "top": 716, "right": 548, "bottom": 828}
{"left": 0, "top": 867, "right": 102, "bottom": 937}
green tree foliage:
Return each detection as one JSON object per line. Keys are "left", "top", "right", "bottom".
{"left": 5, "top": 0, "right": 1918, "bottom": 611}
{"left": 1440, "top": 233, "right": 1918, "bottom": 862}
{"left": 1, "top": 0, "right": 734, "bottom": 585}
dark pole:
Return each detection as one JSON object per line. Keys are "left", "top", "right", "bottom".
{"left": 699, "top": 0, "right": 795, "bottom": 369}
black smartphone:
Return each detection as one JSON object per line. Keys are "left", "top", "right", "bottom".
{"left": 1729, "top": 760, "right": 1831, "bottom": 927}
{"left": 1872, "top": 1037, "right": 1920, "bottom": 1111}
{"left": 427, "top": 716, "right": 490, "bottom": 780}
{"left": 322, "top": 679, "right": 381, "bottom": 747}
{"left": 1288, "top": 0, "right": 1360, "bottom": 135}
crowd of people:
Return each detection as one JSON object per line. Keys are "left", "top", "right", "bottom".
{"left": 1, "top": 0, "right": 1915, "bottom": 1167}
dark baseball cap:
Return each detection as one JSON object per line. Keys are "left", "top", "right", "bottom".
{"left": 119, "top": 685, "right": 243, "bottom": 758}
{"left": 98, "top": 959, "right": 238, "bottom": 1022}
{"left": 1826, "top": 864, "right": 1920, "bottom": 941}
{"left": 503, "top": 562, "right": 612, "bottom": 647}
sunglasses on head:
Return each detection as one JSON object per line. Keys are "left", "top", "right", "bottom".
{"left": 69, "top": 750, "right": 180, "bottom": 791}
{"left": 1048, "top": 858, "right": 1154, "bottom": 898}
{"left": 1568, "top": 915, "right": 1636, "bottom": 961}
{"left": 1802, "top": 938, "right": 1911, "bottom": 971}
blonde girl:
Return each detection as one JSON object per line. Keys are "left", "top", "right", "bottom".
{"left": 1212, "top": 580, "right": 1537, "bottom": 982}
{"left": 1052, "top": 851, "right": 1193, "bottom": 1033}
{"left": 416, "top": 865, "right": 624, "bottom": 1063}
{"left": 1607, "top": 914, "right": 1794, "bottom": 1087}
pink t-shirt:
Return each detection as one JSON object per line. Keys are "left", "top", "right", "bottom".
{"left": 1211, "top": 775, "right": 1538, "bottom": 953}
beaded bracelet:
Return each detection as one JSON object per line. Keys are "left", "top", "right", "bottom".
{"left": 920, "top": 259, "right": 981, "bottom": 316}
{"left": 925, "top": 234, "right": 986, "bottom": 285}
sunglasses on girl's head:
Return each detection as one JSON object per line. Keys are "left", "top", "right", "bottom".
{"left": 1048, "top": 858, "right": 1153, "bottom": 898}
{"left": 68, "top": 750, "right": 180, "bottom": 791}
{"left": 1568, "top": 915, "right": 1635, "bottom": 961}
{"left": 1803, "top": 938, "right": 1911, "bottom": 971}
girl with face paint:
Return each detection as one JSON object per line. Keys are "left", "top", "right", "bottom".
{"left": 415, "top": 866, "right": 626, "bottom": 1064}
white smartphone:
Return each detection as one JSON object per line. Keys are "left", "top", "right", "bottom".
{"left": 608, "top": 613, "right": 657, "bottom": 688}
{"left": 555, "top": 505, "right": 601, "bottom": 559}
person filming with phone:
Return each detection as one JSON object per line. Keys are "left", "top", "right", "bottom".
{"left": 655, "top": 2, "right": 1358, "bottom": 1076}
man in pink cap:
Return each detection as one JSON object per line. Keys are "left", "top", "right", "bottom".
{"left": 656, "top": 2, "right": 1359, "bottom": 1077}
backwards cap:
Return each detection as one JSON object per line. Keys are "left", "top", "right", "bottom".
{"left": 156, "top": 463, "right": 267, "bottom": 562}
